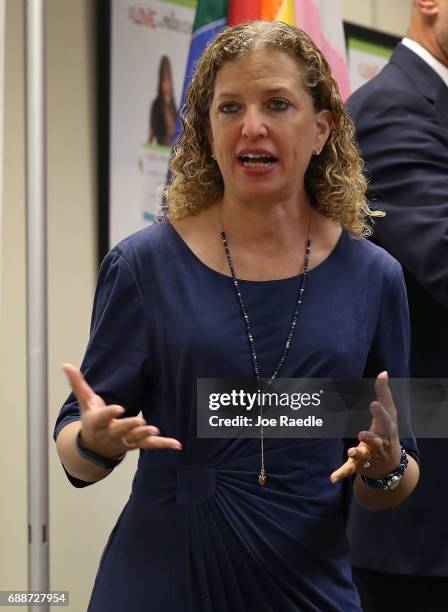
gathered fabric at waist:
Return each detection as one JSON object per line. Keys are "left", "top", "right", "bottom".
{"left": 89, "top": 439, "right": 359, "bottom": 612}
{"left": 131, "top": 438, "right": 347, "bottom": 512}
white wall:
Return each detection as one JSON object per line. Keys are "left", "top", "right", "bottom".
{"left": 0, "top": 0, "right": 27, "bottom": 596}
{"left": 342, "top": 0, "right": 413, "bottom": 36}
{"left": 0, "top": 1, "right": 415, "bottom": 609}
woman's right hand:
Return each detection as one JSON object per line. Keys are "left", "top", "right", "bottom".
{"left": 62, "top": 363, "right": 182, "bottom": 458}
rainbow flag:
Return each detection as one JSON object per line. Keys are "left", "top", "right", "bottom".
{"left": 228, "top": 0, "right": 350, "bottom": 99}
{"left": 228, "top": 0, "right": 296, "bottom": 26}
{"left": 176, "top": 0, "right": 349, "bottom": 139}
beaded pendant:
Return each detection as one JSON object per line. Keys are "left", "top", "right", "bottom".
{"left": 221, "top": 226, "right": 312, "bottom": 487}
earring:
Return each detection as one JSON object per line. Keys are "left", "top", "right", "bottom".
{"left": 211, "top": 152, "right": 216, "bottom": 160}
{"left": 314, "top": 148, "right": 322, "bottom": 156}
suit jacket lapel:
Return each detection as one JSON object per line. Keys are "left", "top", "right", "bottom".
{"left": 390, "top": 43, "right": 448, "bottom": 129}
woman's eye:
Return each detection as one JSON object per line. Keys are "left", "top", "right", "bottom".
{"left": 269, "top": 99, "right": 289, "bottom": 111}
{"left": 219, "top": 102, "right": 239, "bottom": 114}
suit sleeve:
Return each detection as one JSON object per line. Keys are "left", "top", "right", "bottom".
{"left": 53, "top": 248, "right": 151, "bottom": 486}
{"left": 348, "top": 86, "right": 448, "bottom": 308}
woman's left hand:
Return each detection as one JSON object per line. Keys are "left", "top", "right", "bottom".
{"left": 330, "top": 371, "right": 402, "bottom": 483}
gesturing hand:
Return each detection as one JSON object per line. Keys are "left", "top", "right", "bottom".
{"left": 330, "top": 371, "right": 402, "bottom": 484}
{"left": 62, "top": 363, "right": 182, "bottom": 459}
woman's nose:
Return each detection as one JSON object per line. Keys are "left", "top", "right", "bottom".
{"left": 241, "top": 108, "right": 268, "bottom": 139}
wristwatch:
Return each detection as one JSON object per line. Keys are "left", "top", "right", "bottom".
{"left": 361, "top": 446, "right": 408, "bottom": 491}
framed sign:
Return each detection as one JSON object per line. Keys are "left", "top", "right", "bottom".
{"left": 98, "top": 0, "right": 197, "bottom": 260}
{"left": 343, "top": 22, "right": 399, "bottom": 94}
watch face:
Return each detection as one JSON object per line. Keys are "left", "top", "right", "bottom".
{"left": 387, "top": 475, "right": 402, "bottom": 490}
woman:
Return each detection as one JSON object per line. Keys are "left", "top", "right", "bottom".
{"left": 147, "top": 55, "right": 177, "bottom": 146}
{"left": 55, "top": 21, "right": 419, "bottom": 611}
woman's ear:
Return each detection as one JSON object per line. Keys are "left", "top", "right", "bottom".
{"left": 314, "top": 110, "right": 333, "bottom": 153}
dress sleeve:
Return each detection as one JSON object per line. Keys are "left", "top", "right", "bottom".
{"left": 53, "top": 248, "right": 151, "bottom": 486}
{"left": 362, "top": 261, "right": 419, "bottom": 462}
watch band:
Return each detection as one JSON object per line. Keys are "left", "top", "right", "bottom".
{"left": 361, "top": 446, "right": 408, "bottom": 491}
{"left": 76, "top": 430, "right": 125, "bottom": 470}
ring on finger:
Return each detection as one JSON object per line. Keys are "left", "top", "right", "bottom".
{"left": 121, "top": 435, "right": 137, "bottom": 449}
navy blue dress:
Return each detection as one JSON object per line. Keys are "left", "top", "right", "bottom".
{"left": 54, "top": 220, "right": 418, "bottom": 611}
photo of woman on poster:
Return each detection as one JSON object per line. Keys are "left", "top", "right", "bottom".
{"left": 147, "top": 55, "right": 178, "bottom": 146}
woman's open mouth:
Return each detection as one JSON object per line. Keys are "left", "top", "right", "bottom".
{"left": 239, "top": 153, "right": 278, "bottom": 169}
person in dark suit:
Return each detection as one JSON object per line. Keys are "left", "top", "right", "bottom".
{"left": 346, "top": 1, "right": 448, "bottom": 610}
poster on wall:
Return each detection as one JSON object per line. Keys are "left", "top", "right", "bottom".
{"left": 343, "top": 23, "right": 399, "bottom": 94}
{"left": 109, "top": 0, "right": 197, "bottom": 248}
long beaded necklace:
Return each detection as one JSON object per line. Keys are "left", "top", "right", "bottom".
{"left": 220, "top": 209, "right": 313, "bottom": 486}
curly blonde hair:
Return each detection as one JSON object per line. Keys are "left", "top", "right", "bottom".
{"left": 166, "top": 20, "right": 382, "bottom": 237}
